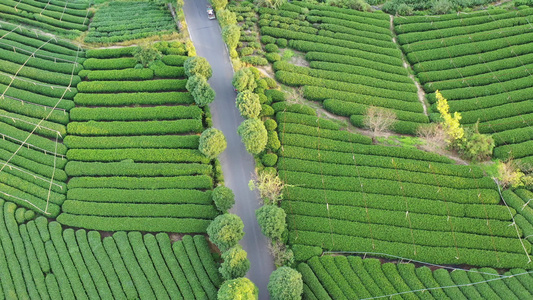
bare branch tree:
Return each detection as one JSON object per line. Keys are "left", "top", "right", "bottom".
{"left": 363, "top": 106, "right": 397, "bottom": 136}
{"left": 417, "top": 123, "right": 447, "bottom": 153}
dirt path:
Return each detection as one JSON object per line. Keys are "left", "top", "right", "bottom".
{"left": 390, "top": 15, "right": 428, "bottom": 117}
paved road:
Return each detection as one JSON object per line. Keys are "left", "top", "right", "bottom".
{"left": 183, "top": 1, "right": 275, "bottom": 298}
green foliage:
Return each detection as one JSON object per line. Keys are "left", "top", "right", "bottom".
{"left": 207, "top": 214, "right": 244, "bottom": 252}
{"left": 264, "top": 119, "right": 278, "bottom": 131}
{"left": 222, "top": 25, "right": 241, "bottom": 50}
{"left": 78, "top": 79, "right": 187, "bottom": 93}
{"left": 184, "top": 56, "right": 213, "bottom": 79}
{"left": 218, "top": 278, "right": 258, "bottom": 300}
{"left": 232, "top": 68, "right": 257, "bottom": 92}
{"left": 74, "top": 92, "right": 193, "bottom": 106}
{"left": 217, "top": 9, "right": 237, "bottom": 27}
{"left": 268, "top": 267, "right": 303, "bottom": 300}
{"left": 199, "top": 128, "right": 227, "bottom": 159}
{"left": 262, "top": 153, "right": 278, "bottom": 167}
{"left": 132, "top": 44, "right": 162, "bottom": 67}
{"left": 210, "top": 0, "right": 228, "bottom": 10}
{"left": 212, "top": 186, "right": 235, "bottom": 213}
{"left": 186, "top": 75, "right": 216, "bottom": 106}
{"left": 219, "top": 245, "right": 250, "bottom": 280}
{"left": 236, "top": 91, "right": 261, "bottom": 119}
{"left": 238, "top": 118, "right": 268, "bottom": 155}
{"left": 255, "top": 205, "right": 286, "bottom": 240}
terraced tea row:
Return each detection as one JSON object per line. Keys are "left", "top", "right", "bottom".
{"left": 275, "top": 106, "right": 531, "bottom": 269}
{"left": 395, "top": 7, "right": 533, "bottom": 164}
{"left": 0, "top": 199, "right": 221, "bottom": 299}
{"left": 58, "top": 46, "right": 218, "bottom": 232}
{"left": 0, "top": 21, "right": 83, "bottom": 217}
{"left": 299, "top": 255, "right": 533, "bottom": 300}
{"left": 259, "top": 2, "right": 428, "bottom": 135}
{"left": 0, "top": 0, "right": 91, "bottom": 36}
{"left": 85, "top": 1, "right": 176, "bottom": 43}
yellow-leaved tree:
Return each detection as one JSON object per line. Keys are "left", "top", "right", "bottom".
{"left": 435, "top": 90, "right": 464, "bottom": 144}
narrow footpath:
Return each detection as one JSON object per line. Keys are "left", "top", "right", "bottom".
{"left": 183, "top": 1, "right": 275, "bottom": 299}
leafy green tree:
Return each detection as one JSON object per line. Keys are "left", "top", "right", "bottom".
{"left": 133, "top": 43, "right": 162, "bottom": 67}
{"left": 238, "top": 119, "right": 268, "bottom": 155}
{"left": 207, "top": 214, "right": 244, "bottom": 252}
{"left": 222, "top": 24, "right": 241, "bottom": 50}
{"left": 218, "top": 278, "right": 258, "bottom": 300}
{"left": 184, "top": 56, "right": 212, "bottom": 79}
{"left": 268, "top": 267, "right": 303, "bottom": 300}
{"left": 212, "top": 186, "right": 235, "bottom": 213}
{"left": 232, "top": 68, "right": 257, "bottom": 92}
{"left": 217, "top": 9, "right": 236, "bottom": 27}
{"left": 199, "top": 128, "right": 226, "bottom": 159}
{"left": 236, "top": 91, "right": 261, "bottom": 119}
{"left": 257, "top": 0, "right": 286, "bottom": 8}
{"left": 210, "top": 0, "right": 228, "bottom": 10}
{"left": 187, "top": 75, "right": 216, "bottom": 106}
{"left": 255, "top": 205, "right": 286, "bottom": 240}
{"left": 219, "top": 245, "right": 250, "bottom": 280}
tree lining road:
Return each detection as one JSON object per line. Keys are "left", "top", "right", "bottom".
{"left": 183, "top": 1, "right": 275, "bottom": 298}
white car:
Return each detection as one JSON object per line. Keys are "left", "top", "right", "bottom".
{"left": 207, "top": 5, "right": 215, "bottom": 20}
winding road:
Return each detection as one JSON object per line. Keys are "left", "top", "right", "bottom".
{"left": 183, "top": 1, "right": 275, "bottom": 298}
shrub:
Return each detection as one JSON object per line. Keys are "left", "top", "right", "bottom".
{"left": 276, "top": 38, "right": 288, "bottom": 48}
{"left": 207, "top": 214, "right": 244, "bottom": 252}
{"left": 199, "top": 128, "right": 227, "bottom": 159}
{"left": 218, "top": 278, "right": 258, "bottom": 300}
{"left": 238, "top": 118, "right": 268, "bottom": 155}
{"left": 265, "top": 43, "right": 279, "bottom": 53}
{"left": 268, "top": 267, "right": 303, "bottom": 300}
{"left": 212, "top": 186, "right": 235, "bottom": 213}
{"left": 184, "top": 56, "right": 212, "bottom": 79}
{"left": 132, "top": 44, "right": 162, "bottom": 67}
{"left": 232, "top": 68, "right": 257, "bottom": 92}
{"left": 256, "top": 205, "right": 286, "bottom": 240}
{"left": 222, "top": 25, "right": 241, "bottom": 50}
{"left": 261, "top": 35, "right": 276, "bottom": 44}
{"left": 219, "top": 245, "right": 250, "bottom": 280}
{"left": 265, "top": 89, "right": 285, "bottom": 102}
{"left": 264, "top": 119, "right": 278, "bottom": 131}
{"left": 241, "top": 56, "right": 268, "bottom": 66}
{"left": 240, "top": 47, "right": 254, "bottom": 57}
{"left": 218, "top": 9, "right": 237, "bottom": 27}
{"left": 187, "top": 75, "right": 216, "bottom": 107}
{"left": 262, "top": 153, "right": 278, "bottom": 167}
{"left": 267, "top": 131, "right": 281, "bottom": 152}
{"left": 236, "top": 91, "right": 261, "bottom": 119}
{"left": 363, "top": 106, "right": 397, "bottom": 136}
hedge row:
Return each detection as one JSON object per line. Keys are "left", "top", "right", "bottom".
{"left": 65, "top": 161, "right": 210, "bottom": 177}
{"left": 67, "top": 188, "right": 211, "bottom": 205}
{"left": 289, "top": 40, "right": 402, "bottom": 67}
{"left": 306, "top": 15, "right": 390, "bottom": 36}
{"left": 322, "top": 99, "right": 429, "bottom": 123}
{"left": 290, "top": 230, "right": 531, "bottom": 269}
{"left": 0, "top": 158, "right": 66, "bottom": 193}
{"left": 83, "top": 58, "right": 137, "bottom": 70}
{"left": 0, "top": 83, "right": 75, "bottom": 110}
{"left": 0, "top": 58, "right": 81, "bottom": 86}
{"left": 161, "top": 55, "right": 187, "bottom": 66}
{"left": 67, "top": 119, "right": 203, "bottom": 136}
{"left": 456, "top": 101, "right": 533, "bottom": 125}
{"left": 181, "top": 235, "right": 218, "bottom": 298}
{"left": 64, "top": 135, "right": 199, "bottom": 149}
{"left": 279, "top": 170, "right": 499, "bottom": 204}
{"left": 305, "top": 52, "right": 408, "bottom": 76}
{"left": 283, "top": 186, "right": 511, "bottom": 221}
{"left": 0, "top": 172, "right": 65, "bottom": 205}
{"left": 67, "top": 176, "right": 213, "bottom": 190}
{"left": 62, "top": 201, "right": 217, "bottom": 219}
{"left": 276, "top": 111, "right": 340, "bottom": 130}
{"left": 74, "top": 92, "right": 194, "bottom": 106}
{"left": 308, "top": 8, "right": 389, "bottom": 29}
{"left": 418, "top": 52, "right": 533, "bottom": 83}
{"left": 0, "top": 31, "right": 81, "bottom": 60}
{"left": 279, "top": 131, "right": 452, "bottom": 163}
{"left": 0, "top": 122, "right": 67, "bottom": 154}
{"left": 66, "top": 149, "right": 210, "bottom": 163}
{"left": 77, "top": 79, "right": 187, "bottom": 93}
{"left": 413, "top": 42, "right": 532, "bottom": 73}
{"left": 494, "top": 140, "right": 533, "bottom": 160}
{"left": 0, "top": 137, "right": 67, "bottom": 169}
{"left": 86, "top": 68, "right": 154, "bottom": 81}
{"left": 274, "top": 61, "right": 417, "bottom": 93}
{"left": 0, "top": 109, "right": 67, "bottom": 139}
{"left": 70, "top": 105, "right": 202, "bottom": 121}
{"left": 0, "top": 148, "right": 67, "bottom": 182}
{"left": 278, "top": 157, "right": 495, "bottom": 189}
{"left": 280, "top": 122, "right": 372, "bottom": 145}
{"left": 303, "top": 86, "right": 424, "bottom": 113}
{"left": 150, "top": 62, "right": 185, "bottom": 78}
{"left": 0, "top": 47, "right": 82, "bottom": 74}
{"left": 0, "top": 95, "right": 69, "bottom": 125}
{"left": 402, "top": 22, "right": 533, "bottom": 52}
{"left": 285, "top": 201, "right": 516, "bottom": 238}
{"left": 493, "top": 126, "right": 533, "bottom": 146}
{"left": 3, "top": 0, "right": 88, "bottom": 24}
{"left": 0, "top": 72, "right": 77, "bottom": 99}
{"left": 350, "top": 115, "right": 429, "bottom": 135}
{"left": 261, "top": 26, "right": 400, "bottom": 59}
{"left": 85, "top": 47, "right": 136, "bottom": 58}
{"left": 0, "top": 4, "right": 87, "bottom": 31}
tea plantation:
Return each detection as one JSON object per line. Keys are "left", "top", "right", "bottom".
{"left": 1, "top": 0, "right": 533, "bottom": 298}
